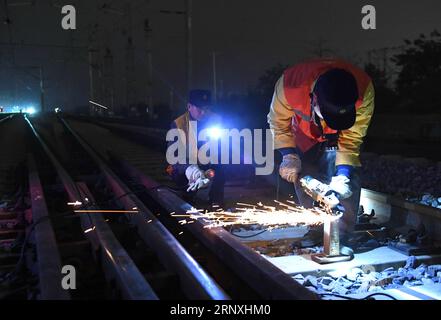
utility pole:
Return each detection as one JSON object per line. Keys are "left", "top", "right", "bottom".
{"left": 125, "top": 2, "right": 136, "bottom": 116}
{"left": 88, "top": 48, "right": 96, "bottom": 114}
{"left": 144, "top": 19, "right": 154, "bottom": 119}
{"left": 5, "top": 0, "right": 37, "bottom": 107}
{"left": 39, "top": 66, "right": 44, "bottom": 112}
{"left": 87, "top": 17, "right": 100, "bottom": 114}
{"left": 103, "top": 47, "right": 114, "bottom": 114}
{"left": 186, "top": 0, "right": 192, "bottom": 95}
{"left": 160, "top": 2, "right": 191, "bottom": 111}
{"left": 212, "top": 51, "right": 217, "bottom": 104}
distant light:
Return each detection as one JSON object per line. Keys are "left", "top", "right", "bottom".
{"left": 207, "top": 127, "right": 222, "bottom": 139}
{"left": 55, "top": 107, "right": 61, "bottom": 113}
{"left": 26, "top": 106, "right": 36, "bottom": 114}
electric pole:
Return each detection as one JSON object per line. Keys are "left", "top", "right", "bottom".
{"left": 160, "top": 1, "right": 192, "bottom": 111}
{"left": 39, "top": 66, "right": 44, "bottom": 112}
{"left": 212, "top": 51, "right": 217, "bottom": 104}
{"left": 125, "top": 2, "right": 136, "bottom": 115}
{"left": 144, "top": 19, "right": 154, "bottom": 119}
{"left": 88, "top": 23, "right": 99, "bottom": 115}
{"left": 186, "top": 0, "right": 192, "bottom": 95}
{"left": 103, "top": 47, "right": 114, "bottom": 114}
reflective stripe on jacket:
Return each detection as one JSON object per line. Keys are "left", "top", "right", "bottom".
{"left": 267, "top": 58, "right": 375, "bottom": 167}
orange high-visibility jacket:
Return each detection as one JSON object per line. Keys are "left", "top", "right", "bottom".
{"left": 267, "top": 58, "right": 375, "bottom": 167}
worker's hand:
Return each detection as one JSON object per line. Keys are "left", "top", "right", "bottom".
{"left": 185, "top": 165, "right": 210, "bottom": 192}
{"left": 279, "top": 153, "right": 302, "bottom": 183}
{"left": 329, "top": 175, "right": 353, "bottom": 199}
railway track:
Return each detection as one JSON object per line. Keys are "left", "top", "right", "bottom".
{"left": 1, "top": 113, "right": 440, "bottom": 300}
{"left": 61, "top": 114, "right": 441, "bottom": 300}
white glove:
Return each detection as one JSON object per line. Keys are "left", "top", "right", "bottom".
{"left": 185, "top": 165, "right": 210, "bottom": 192}
{"left": 329, "top": 175, "right": 353, "bottom": 199}
{"left": 279, "top": 153, "right": 302, "bottom": 183}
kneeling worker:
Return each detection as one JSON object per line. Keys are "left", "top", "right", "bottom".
{"left": 267, "top": 58, "right": 374, "bottom": 239}
{"left": 167, "top": 89, "right": 225, "bottom": 206}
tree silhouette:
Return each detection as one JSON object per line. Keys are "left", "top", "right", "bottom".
{"left": 247, "top": 63, "right": 289, "bottom": 128}
{"left": 364, "top": 63, "right": 397, "bottom": 113}
{"left": 253, "top": 63, "right": 289, "bottom": 100}
{"left": 392, "top": 30, "right": 441, "bottom": 113}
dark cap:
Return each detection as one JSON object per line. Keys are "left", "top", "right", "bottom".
{"left": 314, "top": 69, "right": 358, "bottom": 130}
{"left": 188, "top": 89, "right": 212, "bottom": 108}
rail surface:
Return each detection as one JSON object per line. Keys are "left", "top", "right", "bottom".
{"left": 27, "top": 154, "right": 70, "bottom": 300}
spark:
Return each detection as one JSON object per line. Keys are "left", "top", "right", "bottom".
{"left": 173, "top": 201, "right": 339, "bottom": 229}
{"left": 67, "top": 201, "right": 82, "bottom": 206}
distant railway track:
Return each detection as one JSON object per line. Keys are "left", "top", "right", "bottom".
{"left": 1, "top": 113, "right": 440, "bottom": 300}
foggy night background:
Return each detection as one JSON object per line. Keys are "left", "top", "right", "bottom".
{"left": 1, "top": 0, "right": 441, "bottom": 126}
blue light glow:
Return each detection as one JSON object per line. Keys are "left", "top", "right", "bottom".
{"left": 26, "top": 106, "right": 36, "bottom": 114}
{"left": 207, "top": 127, "right": 222, "bottom": 139}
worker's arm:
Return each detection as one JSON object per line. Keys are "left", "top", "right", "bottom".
{"left": 267, "top": 75, "right": 297, "bottom": 155}
{"left": 336, "top": 81, "right": 375, "bottom": 168}
{"left": 267, "top": 75, "right": 302, "bottom": 182}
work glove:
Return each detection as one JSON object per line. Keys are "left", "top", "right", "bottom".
{"left": 279, "top": 153, "right": 302, "bottom": 183}
{"left": 185, "top": 165, "right": 210, "bottom": 192}
{"left": 329, "top": 175, "right": 353, "bottom": 199}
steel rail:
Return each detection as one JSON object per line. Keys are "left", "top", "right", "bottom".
{"left": 59, "top": 116, "right": 229, "bottom": 300}
{"left": 360, "top": 189, "right": 441, "bottom": 242}
{"left": 25, "top": 115, "right": 158, "bottom": 300}
{"left": 110, "top": 155, "right": 319, "bottom": 300}
{"left": 0, "top": 114, "right": 14, "bottom": 124}
{"left": 27, "top": 154, "right": 70, "bottom": 300}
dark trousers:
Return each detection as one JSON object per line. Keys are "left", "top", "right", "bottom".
{"left": 293, "top": 143, "right": 361, "bottom": 233}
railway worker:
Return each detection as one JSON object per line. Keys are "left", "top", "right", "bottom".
{"left": 267, "top": 58, "right": 374, "bottom": 240}
{"left": 167, "top": 89, "right": 225, "bottom": 206}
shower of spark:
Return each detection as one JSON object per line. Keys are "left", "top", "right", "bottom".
{"left": 171, "top": 200, "right": 340, "bottom": 230}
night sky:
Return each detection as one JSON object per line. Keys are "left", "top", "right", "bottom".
{"left": 1, "top": 0, "right": 441, "bottom": 113}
